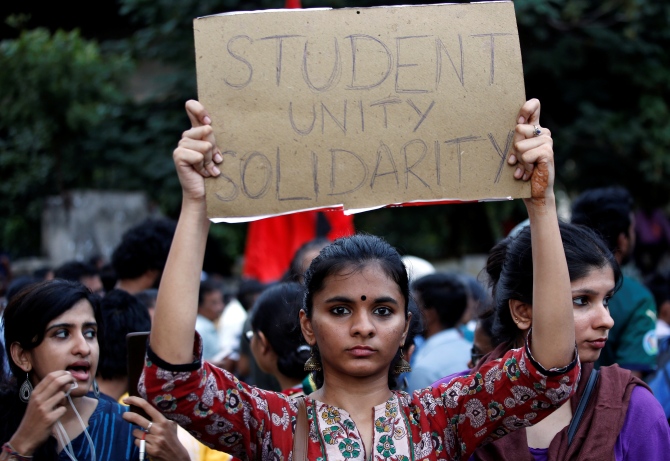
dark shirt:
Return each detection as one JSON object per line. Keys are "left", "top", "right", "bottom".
{"left": 59, "top": 397, "right": 140, "bottom": 460}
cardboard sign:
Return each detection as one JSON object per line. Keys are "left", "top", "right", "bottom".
{"left": 194, "top": 1, "right": 529, "bottom": 222}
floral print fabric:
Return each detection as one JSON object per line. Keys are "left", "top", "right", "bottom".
{"left": 315, "top": 398, "right": 411, "bottom": 461}
{"left": 140, "top": 335, "right": 579, "bottom": 461}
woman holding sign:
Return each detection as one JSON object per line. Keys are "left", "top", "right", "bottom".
{"left": 140, "top": 98, "right": 580, "bottom": 460}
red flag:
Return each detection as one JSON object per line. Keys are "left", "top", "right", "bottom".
{"left": 242, "top": 211, "right": 355, "bottom": 283}
{"left": 285, "top": 0, "right": 301, "bottom": 9}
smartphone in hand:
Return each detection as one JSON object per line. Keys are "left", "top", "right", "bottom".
{"left": 126, "top": 331, "right": 151, "bottom": 419}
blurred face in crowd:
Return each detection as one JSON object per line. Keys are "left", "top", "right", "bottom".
{"left": 81, "top": 275, "right": 104, "bottom": 295}
{"left": 300, "top": 249, "right": 322, "bottom": 276}
{"left": 199, "top": 289, "right": 225, "bottom": 322}
{"left": 468, "top": 322, "right": 494, "bottom": 369}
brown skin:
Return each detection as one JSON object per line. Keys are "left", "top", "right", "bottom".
{"left": 299, "top": 263, "right": 411, "bottom": 457}
{"left": 198, "top": 289, "right": 225, "bottom": 322}
{"left": 7, "top": 301, "right": 99, "bottom": 455}
{"left": 115, "top": 269, "right": 161, "bottom": 295}
{"left": 510, "top": 266, "right": 615, "bottom": 448}
{"left": 147, "top": 97, "right": 575, "bottom": 458}
{"left": 467, "top": 322, "right": 494, "bottom": 369}
{"left": 659, "top": 300, "right": 670, "bottom": 326}
{"left": 123, "top": 396, "right": 191, "bottom": 461}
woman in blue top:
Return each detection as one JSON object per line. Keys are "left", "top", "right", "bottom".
{"left": 0, "top": 279, "right": 147, "bottom": 461}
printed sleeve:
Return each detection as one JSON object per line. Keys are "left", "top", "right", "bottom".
{"left": 413, "top": 336, "right": 580, "bottom": 460}
{"left": 616, "top": 293, "right": 657, "bottom": 372}
{"left": 139, "top": 333, "right": 296, "bottom": 461}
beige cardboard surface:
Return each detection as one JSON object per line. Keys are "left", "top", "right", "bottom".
{"left": 194, "top": 1, "right": 529, "bottom": 221}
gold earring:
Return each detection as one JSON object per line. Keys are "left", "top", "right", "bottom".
{"left": 393, "top": 347, "right": 412, "bottom": 374}
{"left": 514, "top": 318, "right": 520, "bottom": 324}
{"left": 304, "top": 347, "right": 322, "bottom": 372}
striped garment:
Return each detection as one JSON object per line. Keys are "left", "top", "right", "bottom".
{"left": 59, "top": 396, "right": 140, "bottom": 460}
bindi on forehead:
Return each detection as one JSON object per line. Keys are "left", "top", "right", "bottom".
{"left": 361, "top": 295, "right": 367, "bottom": 301}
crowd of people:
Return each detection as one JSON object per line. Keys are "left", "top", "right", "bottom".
{"left": 0, "top": 96, "right": 669, "bottom": 460}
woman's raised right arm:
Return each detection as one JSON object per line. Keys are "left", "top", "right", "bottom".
{"left": 150, "top": 100, "right": 223, "bottom": 364}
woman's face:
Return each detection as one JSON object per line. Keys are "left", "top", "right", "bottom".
{"left": 26, "top": 299, "right": 99, "bottom": 397}
{"left": 571, "top": 265, "right": 616, "bottom": 363}
{"left": 301, "top": 262, "right": 410, "bottom": 382}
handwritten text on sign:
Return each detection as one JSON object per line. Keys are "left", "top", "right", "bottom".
{"left": 194, "top": 2, "right": 529, "bottom": 220}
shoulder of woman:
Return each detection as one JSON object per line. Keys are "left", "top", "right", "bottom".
{"left": 626, "top": 385, "right": 665, "bottom": 419}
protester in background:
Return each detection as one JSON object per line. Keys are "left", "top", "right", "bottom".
{"left": 452, "top": 221, "right": 670, "bottom": 460}
{"left": 135, "top": 288, "right": 159, "bottom": 322}
{"left": 236, "top": 279, "right": 278, "bottom": 390}
{"left": 634, "top": 206, "right": 670, "bottom": 276}
{"left": 457, "top": 273, "right": 490, "bottom": 342}
{"left": 140, "top": 98, "right": 581, "bottom": 460}
{"left": 571, "top": 186, "right": 658, "bottom": 377}
{"left": 0, "top": 280, "right": 140, "bottom": 460}
{"left": 195, "top": 279, "right": 226, "bottom": 361}
{"left": 96, "top": 289, "right": 151, "bottom": 401}
{"left": 467, "top": 306, "right": 497, "bottom": 369}
{"left": 645, "top": 270, "right": 670, "bottom": 340}
{"left": 215, "top": 279, "right": 265, "bottom": 376}
{"left": 644, "top": 270, "right": 670, "bottom": 421}
{"left": 282, "top": 238, "right": 331, "bottom": 284}
{"left": 111, "top": 218, "right": 176, "bottom": 295}
{"left": 98, "top": 262, "right": 118, "bottom": 294}
{"left": 395, "top": 297, "right": 423, "bottom": 392}
{"left": 53, "top": 260, "right": 104, "bottom": 295}
{"left": 248, "top": 282, "right": 310, "bottom": 396}
{"left": 400, "top": 254, "right": 436, "bottom": 360}
{"left": 407, "top": 271, "right": 472, "bottom": 391}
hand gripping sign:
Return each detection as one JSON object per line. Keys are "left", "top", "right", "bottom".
{"left": 194, "top": 1, "right": 528, "bottom": 222}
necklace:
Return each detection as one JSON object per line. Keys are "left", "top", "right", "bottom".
{"left": 54, "top": 395, "right": 97, "bottom": 461}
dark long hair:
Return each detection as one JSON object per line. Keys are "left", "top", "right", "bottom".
{"left": 485, "top": 221, "right": 622, "bottom": 346}
{"left": 250, "top": 282, "right": 309, "bottom": 381}
{"left": 302, "top": 234, "right": 409, "bottom": 389}
{"left": 0, "top": 279, "right": 102, "bottom": 460}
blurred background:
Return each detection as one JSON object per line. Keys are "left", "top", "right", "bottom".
{"left": 1, "top": 0, "right": 669, "bottom": 281}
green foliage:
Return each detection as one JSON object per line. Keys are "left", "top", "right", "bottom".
{"left": 0, "top": 27, "right": 132, "bottom": 256}
{"left": 3, "top": 0, "right": 670, "bottom": 265}
{"left": 513, "top": 0, "right": 670, "bottom": 207}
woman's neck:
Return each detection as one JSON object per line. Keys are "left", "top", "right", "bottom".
{"left": 54, "top": 395, "right": 98, "bottom": 451}
{"left": 311, "top": 370, "right": 392, "bottom": 410}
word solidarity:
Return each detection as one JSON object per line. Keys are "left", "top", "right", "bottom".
{"left": 194, "top": 2, "right": 528, "bottom": 220}
{"left": 213, "top": 131, "right": 514, "bottom": 202}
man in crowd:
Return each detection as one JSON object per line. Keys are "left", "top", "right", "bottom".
{"left": 196, "top": 279, "right": 226, "bottom": 361}
{"left": 407, "top": 272, "right": 472, "bottom": 391}
{"left": 54, "top": 260, "right": 104, "bottom": 295}
{"left": 111, "top": 218, "right": 176, "bottom": 294}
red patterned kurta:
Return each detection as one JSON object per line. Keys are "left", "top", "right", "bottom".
{"left": 140, "top": 336, "right": 579, "bottom": 461}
